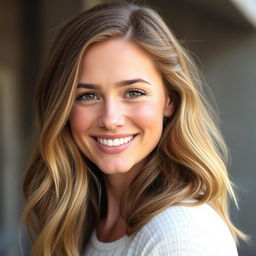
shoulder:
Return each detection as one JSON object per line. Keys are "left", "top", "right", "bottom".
{"left": 128, "top": 202, "right": 238, "bottom": 256}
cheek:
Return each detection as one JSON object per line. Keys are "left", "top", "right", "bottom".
{"left": 130, "top": 101, "right": 164, "bottom": 128}
{"left": 69, "top": 106, "right": 94, "bottom": 133}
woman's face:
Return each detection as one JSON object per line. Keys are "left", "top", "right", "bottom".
{"left": 70, "top": 38, "right": 173, "bottom": 175}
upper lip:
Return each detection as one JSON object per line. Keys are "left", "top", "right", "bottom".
{"left": 92, "top": 133, "right": 138, "bottom": 139}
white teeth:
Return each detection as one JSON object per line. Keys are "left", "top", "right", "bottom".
{"left": 106, "top": 139, "right": 112, "bottom": 146}
{"left": 97, "top": 136, "right": 134, "bottom": 146}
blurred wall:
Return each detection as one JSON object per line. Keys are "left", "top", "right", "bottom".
{"left": 0, "top": 0, "right": 25, "bottom": 255}
{"left": 0, "top": 0, "right": 83, "bottom": 255}
{"left": 0, "top": 0, "right": 255, "bottom": 255}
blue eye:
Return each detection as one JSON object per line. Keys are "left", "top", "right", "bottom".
{"left": 76, "top": 92, "right": 99, "bottom": 101}
{"left": 125, "top": 90, "right": 146, "bottom": 98}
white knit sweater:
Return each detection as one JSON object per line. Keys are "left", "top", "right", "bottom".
{"left": 83, "top": 203, "right": 238, "bottom": 255}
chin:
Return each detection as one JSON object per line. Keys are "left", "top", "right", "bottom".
{"left": 99, "top": 165, "right": 132, "bottom": 175}
{"left": 85, "top": 153, "right": 146, "bottom": 176}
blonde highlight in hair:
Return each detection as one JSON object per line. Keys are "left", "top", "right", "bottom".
{"left": 23, "top": 1, "right": 246, "bottom": 255}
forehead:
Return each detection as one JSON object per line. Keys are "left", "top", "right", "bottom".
{"left": 78, "top": 38, "right": 162, "bottom": 84}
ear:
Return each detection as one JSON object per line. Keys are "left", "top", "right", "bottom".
{"left": 164, "top": 97, "right": 174, "bottom": 117}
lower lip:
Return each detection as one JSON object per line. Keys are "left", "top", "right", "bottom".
{"left": 94, "top": 135, "right": 138, "bottom": 154}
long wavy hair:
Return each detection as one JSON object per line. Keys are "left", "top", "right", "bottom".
{"left": 23, "top": 1, "right": 245, "bottom": 255}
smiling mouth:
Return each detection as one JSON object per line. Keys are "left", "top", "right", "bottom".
{"left": 93, "top": 134, "right": 138, "bottom": 147}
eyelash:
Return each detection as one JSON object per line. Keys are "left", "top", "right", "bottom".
{"left": 76, "top": 92, "right": 99, "bottom": 101}
{"left": 124, "top": 89, "right": 146, "bottom": 98}
{"left": 76, "top": 89, "right": 146, "bottom": 101}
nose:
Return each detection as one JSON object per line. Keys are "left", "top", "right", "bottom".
{"left": 98, "top": 98, "right": 125, "bottom": 130}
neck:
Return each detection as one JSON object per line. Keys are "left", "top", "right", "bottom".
{"left": 96, "top": 161, "right": 147, "bottom": 241}
{"left": 104, "top": 174, "right": 128, "bottom": 202}
{"left": 96, "top": 173, "right": 132, "bottom": 241}
{"left": 104, "top": 159, "right": 145, "bottom": 208}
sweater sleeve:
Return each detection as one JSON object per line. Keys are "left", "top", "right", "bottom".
{"left": 129, "top": 204, "right": 238, "bottom": 256}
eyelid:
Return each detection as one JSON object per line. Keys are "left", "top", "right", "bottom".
{"left": 75, "top": 88, "right": 147, "bottom": 101}
{"left": 76, "top": 91, "right": 100, "bottom": 101}
{"left": 124, "top": 88, "right": 147, "bottom": 98}
{"left": 125, "top": 88, "right": 146, "bottom": 93}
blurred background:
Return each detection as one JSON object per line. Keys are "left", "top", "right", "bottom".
{"left": 0, "top": 0, "right": 255, "bottom": 255}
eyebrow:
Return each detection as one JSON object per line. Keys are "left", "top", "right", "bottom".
{"left": 77, "top": 78, "right": 151, "bottom": 89}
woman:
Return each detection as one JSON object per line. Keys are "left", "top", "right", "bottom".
{"left": 23, "top": 1, "right": 246, "bottom": 255}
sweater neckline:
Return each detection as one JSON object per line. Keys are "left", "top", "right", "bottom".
{"left": 90, "top": 199, "right": 199, "bottom": 251}
{"left": 91, "top": 229, "right": 130, "bottom": 251}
